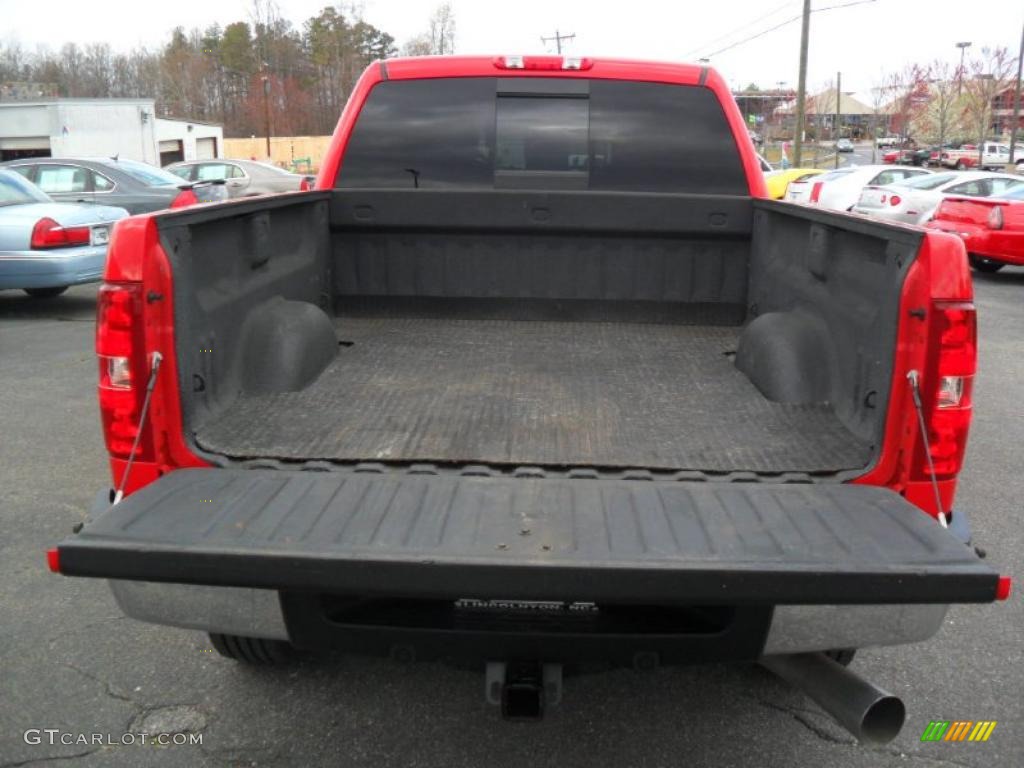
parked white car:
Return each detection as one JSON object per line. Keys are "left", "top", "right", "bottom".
{"left": 785, "top": 165, "right": 931, "bottom": 211}
{"left": 876, "top": 136, "right": 901, "bottom": 148}
{"left": 852, "top": 171, "right": 1024, "bottom": 225}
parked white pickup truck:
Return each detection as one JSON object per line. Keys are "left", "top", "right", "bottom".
{"left": 940, "top": 142, "right": 1024, "bottom": 171}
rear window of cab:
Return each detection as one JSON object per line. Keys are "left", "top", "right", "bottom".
{"left": 336, "top": 77, "right": 748, "bottom": 194}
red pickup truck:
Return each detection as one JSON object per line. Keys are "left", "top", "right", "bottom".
{"left": 51, "top": 56, "right": 1007, "bottom": 741}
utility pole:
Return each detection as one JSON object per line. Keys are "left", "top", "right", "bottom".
{"left": 793, "top": 0, "right": 811, "bottom": 166}
{"left": 541, "top": 29, "right": 575, "bottom": 54}
{"left": 956, "top": 41, "right": 972, "bottom": 96}
{"left": 1009, "top": 21, "right": 1023, "bottom": 165}
{"left": 834, "top": 71, "right": 842, "bottom": 168}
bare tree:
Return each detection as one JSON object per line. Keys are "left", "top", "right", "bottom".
{"left": 962, "top": 46, "right": 1013, "bottom": 163}
{"left": 401, "top": 4, "right": 455, "bottom": 56}
{"left": 909, "top": 59, "right": 967, "bottom": 150}
{"left": 885, "top": 64, "right": 930, "bottom": 145}
{"left": 0, "top": 41, "right": 27, "bottom": 82}
{"left": 428, "top": 3, "right": 456, "bottom": 55}
{"left": 81, "top": 43, "right": 114, "bottom": 96}
{"left": 867, "top": 74, "right": 891, "bottom": 163}
{"left": 401, "top": 35, "right": 433, "bottom": 56}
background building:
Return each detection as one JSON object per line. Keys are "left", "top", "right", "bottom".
{"left": 732, "top": 88, "right": 796, "bottom": 138}
{"left": 991, "top": 86, "right": 1024, "bottom": 135}
{"left": 155, "top": 117, "right": 223, "bottom": 166}
{"left": 773, "top": 87, "right": 881, "bottom": 140}
{"left": 0, "top": 96, "right": 221, "bottom": 165}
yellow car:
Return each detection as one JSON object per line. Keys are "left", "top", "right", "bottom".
{"left": 764, "top": 168, "right": 826, "bottom": 200}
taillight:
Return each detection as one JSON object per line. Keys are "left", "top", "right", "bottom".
{"left": 31, "top": 217, "right": 91, "bottom": 249}
{"left": 987, "top": 205, "right": 1004, "bottom": 230}
{"left": 809, "top": 182, "right": 823, "bottom": 203}
{"left": 996, "top": 576, "right": 1012, "bottom": 601}
{"left": 96, "top": 282, "right": 153, "bottom": 460}
{"left": 299, "top": 177, "right": 312, "bottom": 191}
{"left": 914, "top": 301, "right": 976, "bottom": 479}
{"left": 889, "top": 194, "right": 902, "bottom": 207}
{"left": 170, "top": 189, "right": 199, "bottom": 208}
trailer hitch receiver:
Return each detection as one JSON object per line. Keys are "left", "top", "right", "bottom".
{"left": 486, "top": 661, "right": 562, "bottom": 720}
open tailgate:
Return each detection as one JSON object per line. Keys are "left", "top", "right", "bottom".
{"left": 55, "top": 469, "right": 998, "bottom": 604}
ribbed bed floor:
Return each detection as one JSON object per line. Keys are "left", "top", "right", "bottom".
{"left": 194, "top": 318, "right": 872, "bottom": 473}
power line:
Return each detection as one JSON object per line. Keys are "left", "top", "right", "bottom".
{"left": 685, "top": 1, "right": 798, "bottom": 60}
{"left": 697, "top": 0, "right": 876, "bottom": 61}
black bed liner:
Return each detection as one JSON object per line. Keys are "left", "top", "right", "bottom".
{"left": 193, "top": 318, "right": 872, "bottom": 474}
{"left": 58, "top": 469, "right": 997, "bottom": 605}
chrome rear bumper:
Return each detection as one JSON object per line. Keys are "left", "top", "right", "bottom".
{"left": 109, "top": 580, "right": 289, "bottom": 640}
{"left": 762, "top": 604, "right": 947, "bottom": 655}
{"left": 109, "top": 581, "right": 947, "bottom": 653}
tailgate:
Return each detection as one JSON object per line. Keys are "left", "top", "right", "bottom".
{"left": 55, "top": 469, "right": 998, "bottom": 605}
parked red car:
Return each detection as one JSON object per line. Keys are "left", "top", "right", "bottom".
{"left": 927, "top": 184, "right": 1024, "bottom": 272}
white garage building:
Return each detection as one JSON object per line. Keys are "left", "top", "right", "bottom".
{"left": 0, "top": 98, "right": 222, "bottom": 167}
{"left": 155, "top": 117, "right": 222, "bottom": 166}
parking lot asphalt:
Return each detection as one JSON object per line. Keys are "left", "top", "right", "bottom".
{"left": 2, "top": 276, "right": 1022, "bottom": 768}
{"left": 840, "top": 144, "right": 877, "bottom": 166}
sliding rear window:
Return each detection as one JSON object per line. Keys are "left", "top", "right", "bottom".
{"left": 336, "top": 77, "right": 747, "bottom": 194}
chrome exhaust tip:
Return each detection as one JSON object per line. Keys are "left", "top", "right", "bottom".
{"left": 761, "top": 652, "right": 905, "bottom": 743}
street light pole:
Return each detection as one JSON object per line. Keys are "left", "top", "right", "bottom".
{"left": 956, "top": 41, "right": 972, "bottom": 96}
{"left": 1009, "top": 21, "right": 1023, "bottom": 165}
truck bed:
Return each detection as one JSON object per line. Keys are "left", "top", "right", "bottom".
{"left": 163, "top": 191, "right": 921, "bottom": 478}
{"left": 195, "top": 317, "right": 870, "bottom": 473}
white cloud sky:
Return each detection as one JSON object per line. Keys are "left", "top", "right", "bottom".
{"left": 1, "top": 0, "right": 1021, "bottom": 95}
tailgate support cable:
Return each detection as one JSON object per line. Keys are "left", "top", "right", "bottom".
{"left": 113, "top": 352, "right": 163, "bottom": 506}
{"left": 906, "top": 370, "right": 948, "bottom": 528}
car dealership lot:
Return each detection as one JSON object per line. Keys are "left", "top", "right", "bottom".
{"left": 1, "top": 279, "right": 1022, "bottom": 768}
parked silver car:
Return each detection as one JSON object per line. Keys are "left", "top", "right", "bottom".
{"left": 0, "top": 170, "right": 128, "bottom": 298}
{"left": 853, "top": 171, "right": 1024, "bottom": 225}
{"left": 164, "top": 159, "right": 315, "bottom": 198}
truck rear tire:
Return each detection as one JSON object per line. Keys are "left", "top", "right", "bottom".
{"left": 969, "top": 255, "right": 1004, "bottom": 273}
{"left": 208, "top": 633, "right": 295, "bottom": 665}
{"left": 24, "top": 286, "right": 68, "bottom": 298}
{"left": 825, "top": 648, "right": 857, "bottom": 666}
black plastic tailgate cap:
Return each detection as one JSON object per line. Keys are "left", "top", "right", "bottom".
{"left": 57, "top": 469, "right": 998, "bottom": 605}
